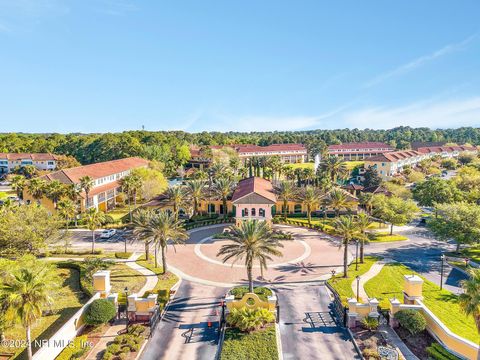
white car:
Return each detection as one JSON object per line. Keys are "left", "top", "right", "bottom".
{"left": 100, "top": 229, "right": 117, "bottom": 239}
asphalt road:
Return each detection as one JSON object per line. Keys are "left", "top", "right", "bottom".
{"left": 140, "top": 280, "right": 227, "bottom": 360}
{"left": 274, "top": 282, "right": 360, "bottom": 360}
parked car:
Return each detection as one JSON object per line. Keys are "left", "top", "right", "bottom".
{"left": 100, "top": 229, "right": 117, "bottom": 239}
{"left": 0, "top": 180, "right": 10, "bottom": 186}
{"left": 7, "top": 196, "right": 19, "bottom": 201}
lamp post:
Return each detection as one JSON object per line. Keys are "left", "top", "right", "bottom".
{"left": 356, "top": 276, "right": 361, "bottom": 302}
{"left": 440, "top": 254, "right": 445, "bottom": 290}
{"left": 465, "top": 257, "right": 470, "bottom": 269}
{"left": 124, "top": 286, "right": 129, "bottom": 333}
{"left": 355, "top": 240, "right": 359, "bottom": 271}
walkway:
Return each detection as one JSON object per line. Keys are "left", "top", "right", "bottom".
{"left": 140, "top": 280, "right": 226, "bottom": 360}
{"left": 275, "top": 282, "right": 360, "bottom": 360}
{"left": 378, "top": 325, "right": 419, "bottom": 360}
{"left": 124, "top": 252, "right": 158, "bottom": 296}
{"left": 352, "top": 259, "right": 393, "bottom": 302}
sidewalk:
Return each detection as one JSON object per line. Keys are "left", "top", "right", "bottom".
{"left": 352, "top": 259, "right": 393, "bottom": 302}
{"left": 379, "top": 325, "right": 419, "bottom": 360}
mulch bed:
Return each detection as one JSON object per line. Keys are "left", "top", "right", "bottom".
{"left": 395, "top": 327, "right": 435, "bottom": 360}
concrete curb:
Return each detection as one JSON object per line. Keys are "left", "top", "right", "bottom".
{"left": 275, "top": 322, "right": 284, "bottom": 360}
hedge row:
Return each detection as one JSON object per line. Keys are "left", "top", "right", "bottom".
{"left": 184, "top": 217, "right": 234, "bottom": 230}
{"left": 426, "top": 343, "right": 462, "bottom": 360}
{"left": 55, "top": 335, "right": 91, "bottom": 360}
{"left": 56, "top": 261, "right": 94, "bottom": 298}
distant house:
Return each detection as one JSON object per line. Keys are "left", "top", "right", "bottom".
{"left": 23, "top": 157, "right": 149, "bottom": 212}
{"left": 0, "top": 153, "right": 58, "bottom": 174}
{"left": 363, "top": 150, "right": 429, "bottom": 180}
{"left": 327, "top": 142, "right": 394, "bottom": 160}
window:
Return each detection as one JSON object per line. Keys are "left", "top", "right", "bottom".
{"left": 259, "top": 208, "right": 265, "bottom": 217}
{"left": 48, "top": 161, "right": 54, "bottom": 165}
{"left": 208, "top": 204, "right": 216, "bottom": 213}
{"left": 294, "top": 204, "right": 302, "bottom": 213}
{"left": 242, "top": 208, "right": 249, "bottom": 217}
{"left": 251, "top": 208, "right": 256, "bottom": 216}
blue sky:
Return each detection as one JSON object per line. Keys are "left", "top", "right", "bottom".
{"left": 0, "top": 0, "right": 479, "bottom": 133}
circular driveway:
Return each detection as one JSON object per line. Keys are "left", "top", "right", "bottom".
{"left": 167, "top": 224, "right": 351, "bottom": 286}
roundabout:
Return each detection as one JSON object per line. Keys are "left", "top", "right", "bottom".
{"left": 166, "top": 224, "right": 353, "bottom": 287}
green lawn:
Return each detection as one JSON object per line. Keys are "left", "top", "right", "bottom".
{"left": 136, "top": 255, "right": 179, "bottom": 304}
{"left": 110, "top": 262, "right": 146, "bottom": 295}
{"left": 364, "top": 262, "right": 479, "bottom": 343}
{"left": 344, "top": 161, "right": 364, "bottom": 170}
{"left": 0, "top": 267, "right": 88, "bottom": 359}
{"left": 446, "top": 245, "right": 480, "bottom": 263}
{"left": 327, "top": 256, "right": 380, "bottom": 303}
{"left": 368, "top": 233, "right": 408, "bottom": 242}
{"left": 221, "top": 326, "right": 278, "bottom": 360}
{"left": 284, "top": 162, "right": 314, "bottom": 170}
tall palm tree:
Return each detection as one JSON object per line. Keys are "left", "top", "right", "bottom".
{"left": 44, "top": 180, "right": 66, "bottom": 209}
{"left": 79, "top": 176, "right": 94, "bottom": 211}
{"left": 27, "top": 178, "right": 47, "bottom": 204}
{"left": 320, "top": 157, "right": 348, "bottom": 184}
{"left": 0, "top": 264, "right": 58, "bottom": 360}
{"left": 277, "top": 181, "right": 296, "bottom": 220}
{"left": 129, "top": 173, "right": 143, "bottom": 208}
{"left": 121, "top": 174, "right": 141, "bottom": 222}
{"left": 213, "top": 177, "right": 235, "bottom": 218}
{"left": 359, "top": 193, "right": 374, "bottom": 215}
{"left": 166, "top": 185, "right": 189, "bottom": 221}
{"left": 186, "top": 180, "right": 206, "bottom": 217}
{"left": 335, "top": 215, "right": 360, "bottom": 278}
{"left": 134, "top": 210, "right": 188, "bottom": 271}
{"left": 300, "top": 186, "right": 320, "bottom": 225}
{"left": 132, "top": 208, "right": 155, "bottom": 260}
{"left": 84, "top": 208, "right": 106, "bottom": 254}
{"left": 355, "top": 213, "right": 372, "bottom": 263}
{"left": 459, "top": 269, "right": 480, "bottom": 333}
{"left": 217, "top": 220, "right": 283, "bottom": 292}
{"left": 9, "top": 174, "right": 26, "bottom": 199}
{"left": 324, "top": 189, "right": 353, "bottom": 217}
{"left": 57, "top": 199, "right": 76, "bottom": 252}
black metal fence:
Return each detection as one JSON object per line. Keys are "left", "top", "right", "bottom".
{"left": 325, "top": 281, "right": 347, "bottom": 326}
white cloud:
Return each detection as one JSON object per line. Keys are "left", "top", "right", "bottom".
{"left": 341, "top": 96, "right": 480, "bottom": 129}
{"left": 364, "top": 34, "right": 478, "bottom": 88}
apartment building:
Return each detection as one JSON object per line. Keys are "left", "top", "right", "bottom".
{"left": 235, "top": 144, "right": 307, "bottom": 164}
{"left": 0, "top": 153, "right": 58, "bottom": 174}
{"left": 415, "top": 145, "right": 477, "bottom": 158}
{"left": 364, "top": 150, "right": 430, "bottom": 180}
{"left": 327, "top": 142, "right": 394, "bottom": 160}
{"left": 23, "top": 157, "right": 149, "bottom": 212}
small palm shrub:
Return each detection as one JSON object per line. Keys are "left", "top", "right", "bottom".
{"left": 362, "top": 348, "right": 381, "bottom": 360}
{"left": 230, "top": 286, "right": 272, "bottom": 301}
{"left": 394, "top": 309, "right": 426, "bottom": 335}
{"left": 226, "top": 307, "right": 275, "bottom": 333}
{"left": 84, "top": 299, "right": 116, "bottom": 326}
{"left": 361, "top": 316, "right": 379, "bottom": 331}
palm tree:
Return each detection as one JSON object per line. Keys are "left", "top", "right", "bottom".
{"left": 0, "top": 264, "right": 58, "bottom": 360}
{"left": 320, "top": 157, "right": 348, "bottom": 184}
{"left": 277, "top": 181, "right": 296, "bottom": 220}
{"left": 9, "top": 174, "right": 26, "bottom": 198}
{"left": 129, "top": 173, "right": 143, "bottom": 208}
{"left": 335, "top": 215, "right": 359, "bottom": 278}
{"left": 459, "top": 269, "right": 480, "bottom": 333}
{"left": 359, "top": 193, "right": 374, "bottom": 215}
{"left": 134, "top": 210, "right": 188, "bottom": 271}
{"left": 84, "top": 208, "right": 106, "bottom": 254}
{"left": 324, "top": 188, "right": 353, "bottom": 217}
{"left": 132, "top": 208, "right": 155, "bottom": 260}
{"left": 166, "top": 185, "right": 189, "bottom": 221}
{"left": 213, "top": 177, "right": 235, "bottom": 219}
{"left": 300, "top": 186, "right": 320, "bottom": 225}
{"left": 44, "top": 180, "right": 66, "bottom": 209}
{"left": 120, "top": 174, "right": 137, "bottom": 222}
{"left": 217, "top": 220, "right": 283, "bottom": 292}
{"left": 27, "top": 178, "right": 46, "bottom": 204}
{"left": 57, "top": 199, "right": 76, "bottom": 252}
{"left": 186, "top": 180, "right": 206, "bottom": 217}
{"left": 79, "top": 176, "right": 94, "bottom": 211}
{"left": 355, "top": 213, "right": 372, "bottom": 263}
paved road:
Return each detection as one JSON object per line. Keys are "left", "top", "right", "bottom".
{"left": 274, "top": 282, "right": 359, "bottom": 360}
{"left": 140, "top": 280, "right": 226, "bottom": 360}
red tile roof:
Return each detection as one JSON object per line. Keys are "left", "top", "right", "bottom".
{"left": 231, "top": 177, "right": 277, "bottom": 203}
{"left": 0, "top": 153, "right": 58, "bottom": 161}
{"left": 416, "top": 145, "right": 477, "bottom": 154}
{"left": 236, "top": 143, "right": 306, "bottom": 154}
{"left": 328, "top": 142, "right": 393, "bottom": 151}
{"left": 42, "top": 157, "right": 149, "bottom": 185}
{"left": 365, "top": 150, "right": 422, "bottom": 163}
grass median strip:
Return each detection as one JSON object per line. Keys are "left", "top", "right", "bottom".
{"left": 221, "top": 326, "right": 278, "bottom": 360}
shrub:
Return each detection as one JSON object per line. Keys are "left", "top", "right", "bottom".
{"left": 361, "top": 316, "right": 379, "bottom": 331}
{"left": 226, "top": 307, "right": 275, "bottom": 333}
{"left": 84, "top": 299, "right": 117, "bottom": 326}
{"left": 394, "top": 309, "right": 426, "bottom": 335}
{"left": 426, "top": 343, "right": 462, "bottom": 360}
{"left": 230, "top": 286, "right": 272, "bottom": 301}
{"left": 56, "top": 335, "right": 91, "bottom": 360}
{"left": 128, "top": 324, "right": 146, "bottom": 337}
{"left": 362, "top": 348, "right": 381, "bottom": 360}
{"left": 115, "top": 252, "right": 132, "bottom": 259}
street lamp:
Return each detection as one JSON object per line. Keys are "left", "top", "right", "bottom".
{"left": 331, "top": 269, "right": 336, "bottom": 277}
{"left": 465, "top": 257, "right": 470, "bottom": 268}
{"left": 356, "top": 276, "right": 361, "bottom": 302}
{"left": 440, "top": 254, "right": 445, "bottom": 290}
{"left": 355, "top": 240, "right": 359, "bottom": 271}
{"left": 124, "top": 286, "right": 129, "bottom": 333}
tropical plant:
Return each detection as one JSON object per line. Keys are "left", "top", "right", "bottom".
{"left": 334, "top": 215, "right": 360, "bottom": 278}
{"left": 324, "top": 188, "right": 354, "bottom": 217}
{"left": 8, "top": 174, "right": 26, "bottom": 198}
{"left": 320, "top": 157, "right": 348, "bottom": 183}
{"left": 217, "top": 220, "right": 283, "bottom": 292}
{"left": 79, "top": 176, "right": 94, "bottom": 210}
{"left": 276, "top": 181, "right": 297, "bottom": 220}
{"left": 57, "top": 199, "right": 77, "bottom": 251}
{"left": 359, "top": 193, "right": 374, "bottom": 215}
{"left": 133, "top": 210, "right": 188, "bottom": 271}
{"left": 355, "top": 213, "right": 372, "bottom": 263}
{"left": 44, "top": 180, "right": 66, "bottom": 209}
{"left": 361, "top": 316, "right": 379, "bottom": 331}
{"left": 27, "top": 177, "right": 47, "bottom": 203}
{"left": 213, "top": 177, "right": 236, "bottom": 218}
{"left": 0, "top": 259, "right": 59, "bottom": 360}
{"left": 132, "top": 208, "right": 155, "bottom": 260}
{"left": 186, "top": 180, "right": 206, "bottom": 216}
{"left": 459, "top": 268, "right": 480, "bottom": 333}
{"left": 226, "top": 307, "right": 275, "bottom": 333}
{"left": 300, "top": 186, "right": 319, "bottom": 225}
{"left": 166, "top": 185, "right": 189, "bottom": 220}
{"left": 84, "top": 208, "right": 106, "bottom": 254}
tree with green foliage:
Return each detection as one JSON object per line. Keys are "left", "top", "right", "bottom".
{"left": 458, "top": 152, "right": 475, "bottom": 165}
{"left": 276, "top": 181, "right": 297, "bottom": 220}
{"left": 213, "top": 177, "right": 236, "bottom": 218}
{"left": 44, "top": 180, "right": 66, "bottom": 209}
{"left": 186, "top": 180, "right": 206, "bottom": 217}
{"left": 57, "top": 199, "right": 77, "bottom": 251}
{"left": 226, "top": 307, "right": 275, "bottom": 333}
{"left": 320, "top": 157, "right": 348, "bottom": 184}
{"left": 440, "top": 158, "right": 458, "bottom": 170}
{"left": 132, "top": 208, "right": 155, "bottom": 260}
{"left": 0, "top": 257, "right": 59, "bottom": 360}
{"left": 459, "top": 269, "right": 480, "bottom": 333}
{"left": 394, "top": 309, "right": 426, "bottom": 335}
{"left": 8, "top": 174, "right": 26, "bottom": 199}
{"left": 27, "top": 177, "right": 47, "bottom": 204}
{"left": 217, "top": 220, "right": 283, "bottom": 292}
{"left": 84, "top": 208, "right": 106, "bottom": 254}
{"left": 84, "top": 299, "right": 116, "bottom": 326}
{"left": 79, "top": 175, "right": 94, "bottom": 209}
{"left": 166, "top": 185, "right": 189, "bottom": 221}
{"left": 362, "top": 166, "right": 382, "bottom": 188}
{"left": 429, "top": 202, "right": 480, "bottom": 251}
{"left": 334, "top": 215, "right": 360, "bottom": 278}
{"left": 300, "top": 186, "right": 320, "bottom": 225}
{"left": 324, "top": 188, "right": 355, "bottom": 217}
{"left": 355, "top": 213, "right": 372, "bottom": 263}
{"left": 412, "top": 177, "right": 463, "bottom": 207}
{"left": 372, "top": 195, "right": 419, "bottom": 235}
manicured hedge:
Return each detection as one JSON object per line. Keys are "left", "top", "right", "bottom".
{"left": 55, "top": 335, "right": 91, "bottom": 360}
{"left": 230, "top": 286, "right": 272, "bottom": 301}
{"left": 394, "top": 309, "right": 426, "bottom": 335}
{"left": 114, "top": 252, "right": 132, "bottom": 259}
{"left": 221, "top": 326, "right": 278, "bottom": 360}
{"left": 426, "top": 343, "right": 462, "bottom": 360}
{"left": 84, "top": 299, "right": 116, "bottom": 326}
{"left": 56, "top": 261, "right": 94, "bottom": 297}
